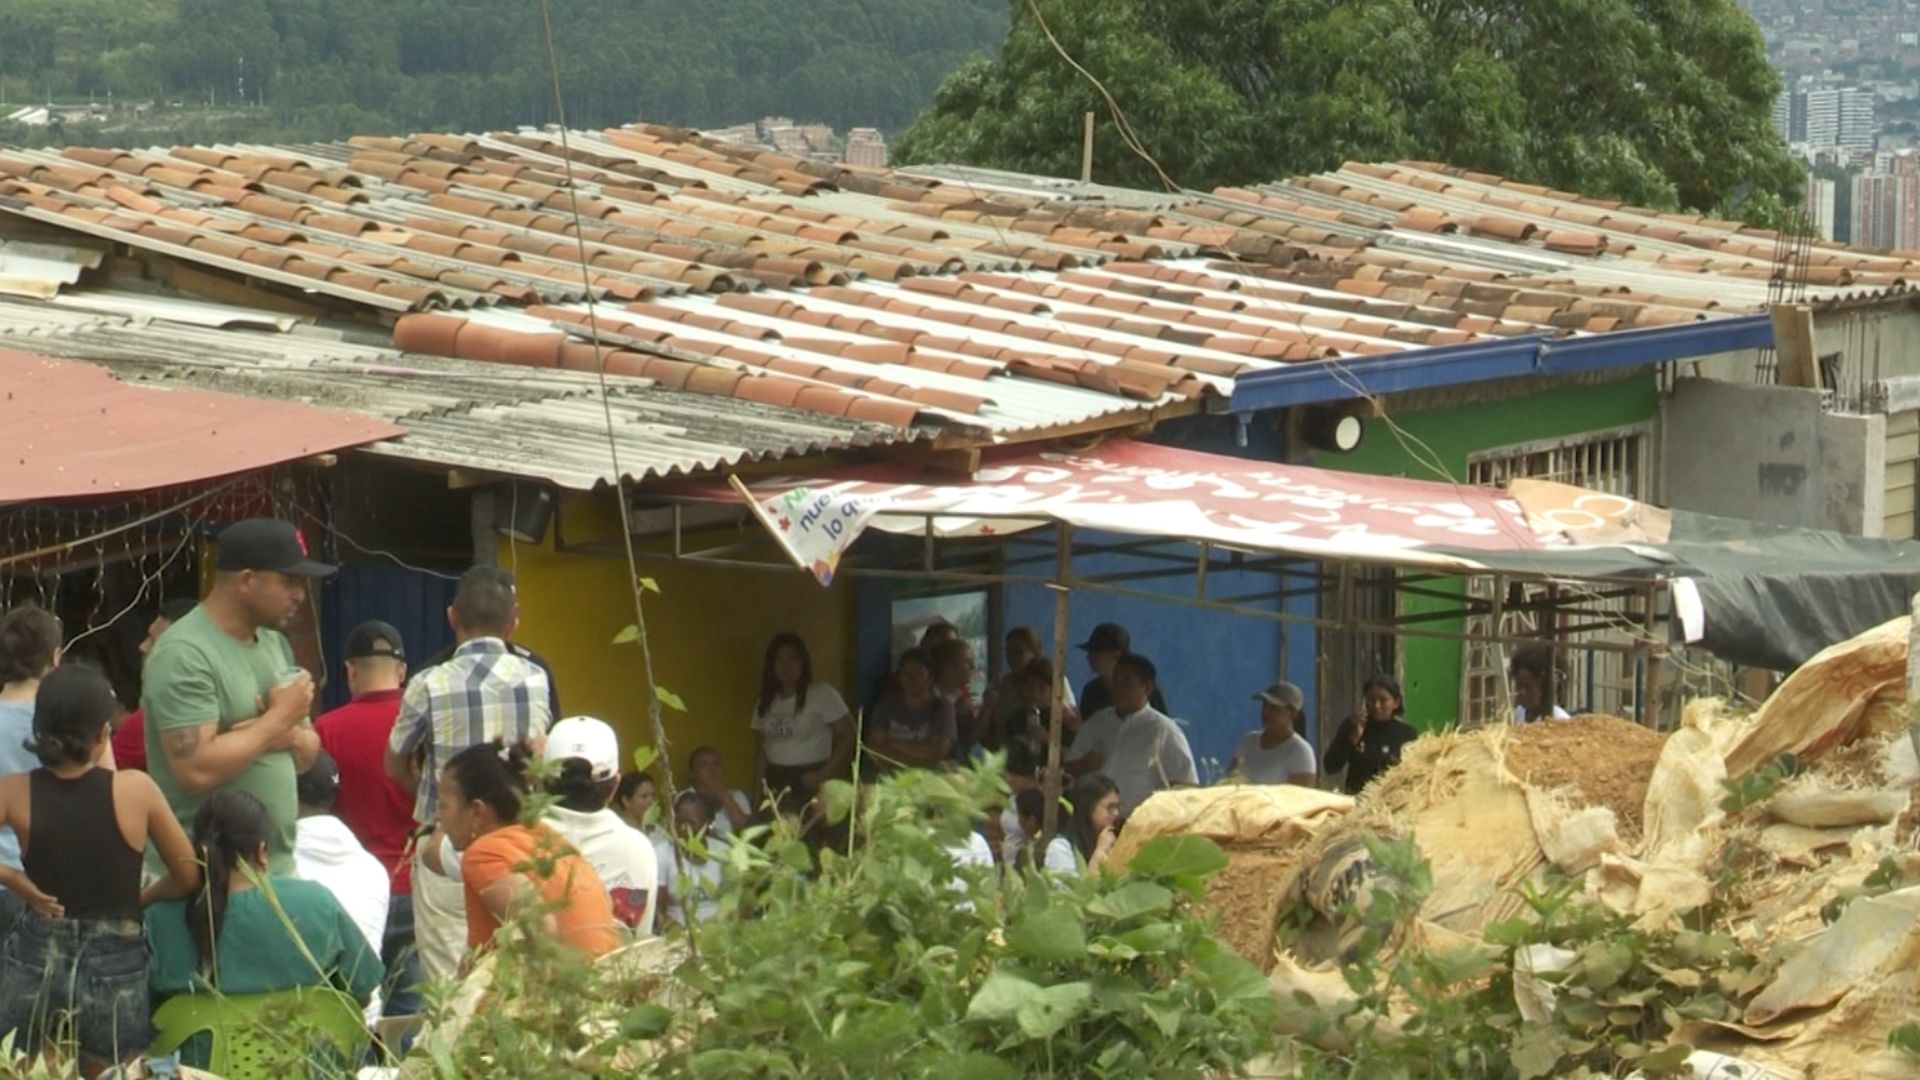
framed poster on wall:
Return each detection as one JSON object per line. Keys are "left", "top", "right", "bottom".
{"left": 888, "top": 590, "right": 990, "bottom": 697}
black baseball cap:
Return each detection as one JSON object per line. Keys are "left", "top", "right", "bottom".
{"left": 345, "top": 620, "right": 405, "bottom": 662}
{"left": 296, "top": 749, "right": 341, "bottom": 810}
{"left": 1076, "top": 622, "right": 1131, "bottom": 653}
{"left": 216, "top": 519, "right": 335, "bottom": 577}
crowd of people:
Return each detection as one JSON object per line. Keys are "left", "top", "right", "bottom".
{"left": 0, "top": 515, "right": 1581, "bottom": 1075}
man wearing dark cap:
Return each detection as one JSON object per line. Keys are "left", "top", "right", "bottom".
{"left": 144, "top": 518, "right": 328, "bottom": 875}
{"left": 314, "top": 620, "right": 420, "bottom": 1015}
{"left": 1075, "top": 623, "right": 1167, "bottom": 721}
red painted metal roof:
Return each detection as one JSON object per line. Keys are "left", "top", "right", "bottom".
{"left": 0, "top": 348, "right": 403, "bottom": 502}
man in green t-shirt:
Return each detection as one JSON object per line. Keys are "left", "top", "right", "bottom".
{"left": 144, "top": 518, "right": 332, "bottom": 873}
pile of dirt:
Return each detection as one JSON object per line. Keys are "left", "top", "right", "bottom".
{"left": 1205, "top": 850, "right": 1306, "bottom": 969}
{"left": 1502, "top": 714, "right": 1667, "bottom": 840}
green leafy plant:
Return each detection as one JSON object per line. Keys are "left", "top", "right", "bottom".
{"left": 1719, "top": 753, "right": 1800, "bottom": 814}
{"left": 413, "top": 758, "right": 1273, "bottom": 1079}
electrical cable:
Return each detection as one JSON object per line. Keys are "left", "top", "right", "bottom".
{"left": 537, "top": 0, "right": 678, "bottom": 805}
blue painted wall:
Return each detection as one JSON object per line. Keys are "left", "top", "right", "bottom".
{"left": 317, "top": 562, "right": 461, "bottom": 711}
{"left": 998, "top": 530, "right": 1316, "bottom": 781}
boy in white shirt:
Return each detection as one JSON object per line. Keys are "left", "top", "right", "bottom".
{"left": 688, "top": 746, "right": 753, "bottom": 840}
{"left": 542, "top": 716, "right": 660, "bottom": 936}
{"left": 293, "top": 751, "right": 390, "bottom": 1024}
{"left": 1097, "top": 654, "right": 1196, "bottom": 814}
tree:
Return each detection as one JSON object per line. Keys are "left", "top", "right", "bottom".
{"left": 894, "top": 0, "right": 1802, "bottom": 215}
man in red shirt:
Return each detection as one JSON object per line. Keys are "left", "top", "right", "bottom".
{"left": 111, "top": 598, "right": 198, "bottom": 772}
{"left": 314, "top": 620, "right": 420, "bottom": 1015}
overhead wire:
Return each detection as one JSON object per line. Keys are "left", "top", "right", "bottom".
{"left": 1014, "top": 0, "right": 1715, "bottom": 719}
{"left": 536, "top": 0, "right": 679, "bottom": 802}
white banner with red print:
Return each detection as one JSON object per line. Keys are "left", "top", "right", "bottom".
{"left": 710, "top": 439, "right": 1585, "bottom": 585}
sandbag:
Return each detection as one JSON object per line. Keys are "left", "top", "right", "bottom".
{"left": 1526, "top": 789, "right": 1621, "bottom": 875}
{"left": 1754, "top": 823, "right": 1857, "bottom": 867}
{"left": 1744, "top": 886, "right": 1920, "bottom": 1026}
{"left": 1112, "top": 785, "right": 1352, "bottom": 868}
{"left": 1767, "top": 783, "right": 1910, "bottom": 829}
{"left": 1717, "top": 617, "right": 1911, "bottom": 779}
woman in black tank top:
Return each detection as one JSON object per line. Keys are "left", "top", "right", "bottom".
{"left": 0, "top": 665, "right": 200, "bottom": 1078}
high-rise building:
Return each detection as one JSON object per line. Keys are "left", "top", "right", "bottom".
{"left": 1840, "top": 88, "right": 1876, "bottom": 152}
{"left": 1772, "top": 89, "right": 1793, "bottom": 144}
{"left": 1804, "top": 87, "right": 1875, "bottom": 153}
{"left": 1851, "top": 156, "right": 1920, "bottom": 249}
{"left": 1802, "top": 177, "right": 1838, "bottom": 240}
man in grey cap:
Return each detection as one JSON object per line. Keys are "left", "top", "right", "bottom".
{"left": 1229, "top": 681, "right": 1317, "bottom": 786}
{"left": 144, "top": 518, "right": 330, "bottom": 874}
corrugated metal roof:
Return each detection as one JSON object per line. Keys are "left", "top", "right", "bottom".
{"left": 0, "top": 292, "right": 921, "bottom": 491}
{"left": 0, "top": 345, "right": 403, "bottom": 503}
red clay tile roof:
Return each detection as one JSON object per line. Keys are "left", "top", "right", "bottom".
{"left": 4, "top": 127, "right": 1913, "bottom": 439}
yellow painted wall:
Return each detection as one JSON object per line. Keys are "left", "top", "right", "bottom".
{"left": 502, "top": 492, "right": 856, "bottom": 793}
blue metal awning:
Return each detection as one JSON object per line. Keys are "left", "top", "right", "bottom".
{"left": 1227, "top": 314, "right": 1774, "bottom": 412}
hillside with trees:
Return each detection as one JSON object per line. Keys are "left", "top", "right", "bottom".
{"left": 894, "top": 0, "right": 1802, "bottom": 217}
{"left": 0, "top": 0, "right": 1007, "bottom": 140}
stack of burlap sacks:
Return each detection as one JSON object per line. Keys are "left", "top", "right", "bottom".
{"left": 1118, "top": 617, "right": 1920, "bottom": 1079}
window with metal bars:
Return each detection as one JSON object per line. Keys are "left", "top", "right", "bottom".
{"left": 1457, "top": 425, "right": 1652, "bottom": 726}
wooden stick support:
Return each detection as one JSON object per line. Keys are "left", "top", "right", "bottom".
{"left": 1041, "top": 523, "right": 1073, "bottom": 846}
{"left": 1080, "top": 111, "right": 1094, "bottom": 184}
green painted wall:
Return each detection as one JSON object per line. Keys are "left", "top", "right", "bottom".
{"left": 1330, "top": 373, "right": 1660, "bottom": 728}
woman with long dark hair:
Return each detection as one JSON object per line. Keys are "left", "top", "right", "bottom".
{"left": 0, "top": 665, "right": 198, "bottom": 1078}
{"left": 429, "top": 739, "right": 620, "bottom": 959}
{"left": 749, "top": 632, "right": 852, "bottom": 810}
{"left": 1323, "top": 674, "right": 1420, "bottom": 795}
{"left": 1014, "top": 774, "right": 1120, "bottom": 876}
{"left": 146, "top": 790, "right": 382, "bottom": 1019}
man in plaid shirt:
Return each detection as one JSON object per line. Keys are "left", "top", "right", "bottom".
{"left": 384, "top": 566, "right": 553, "bottom": 980}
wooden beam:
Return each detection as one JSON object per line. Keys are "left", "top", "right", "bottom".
{"left": 884, "top": 443, "right": 981, "bottom": 476}
{"left": 1771, "top": 304, "right": 1820, "bottom": 389}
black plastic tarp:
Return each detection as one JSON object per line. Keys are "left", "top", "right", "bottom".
{"left": 1454, "top": 511, "right": 1920, "bottom": 671}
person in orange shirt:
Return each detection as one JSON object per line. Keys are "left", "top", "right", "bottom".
{"left": 425, "top": 739, "right": 619, "bottom": 960}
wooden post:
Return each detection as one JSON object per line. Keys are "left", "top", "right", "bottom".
{"left": 1641, "top": 583, "right": 1665, "bottom": 729}
{"left": 1080, "top": 111, "right": 1095, "bottom": 184}
{"left": 1040, "top": 523, "right": 1074, "bottom": 845}
{"left": 1772, "top": 304, "right": 1820, "bottom": 389}
{"left": 1488, "top": 574, "right": 1509, "bottom": 729}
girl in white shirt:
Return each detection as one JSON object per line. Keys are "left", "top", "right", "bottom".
{"left": 655, "top": 790, "right": 726, "bottom": 927}
{"left": 1013, "top": 776, "right": 1120, "bottom": 876}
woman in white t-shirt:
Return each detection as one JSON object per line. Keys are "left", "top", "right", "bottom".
{"left": 1229, "top": 682, "right": 1318, "bottom": 786}
{"left": 750, "top": 633, "right": 854, "bottom": 812}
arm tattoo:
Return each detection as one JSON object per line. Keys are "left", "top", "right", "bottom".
{"left": 160, "top": 726, "right": 203, "bottom": 761}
